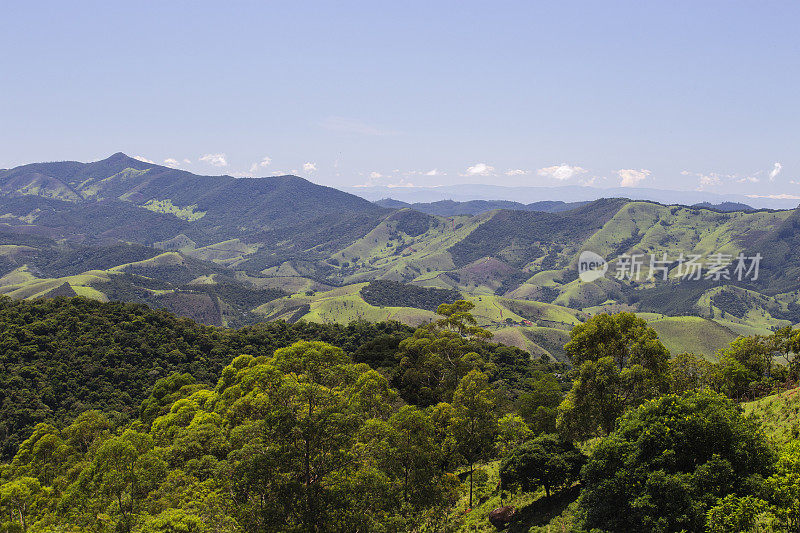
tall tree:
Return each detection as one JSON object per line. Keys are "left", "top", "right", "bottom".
{"left": 0, "top": 477, "right": 41, "bottom": 531}
{"left": 448, "top": 370, "right": 497, "bottom": 508}
{"left": 558, "top": 313, "right": 670, "bottom": 438}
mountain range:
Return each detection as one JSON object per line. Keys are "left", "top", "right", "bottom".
{"left": 374, "top": 198, "right": 755, "bottom": 217}
{"left": 347, "top": 183, "right": 796, "bottom": 209}
{"left": 1, "top": 153, "right": 799, "bottom": 359}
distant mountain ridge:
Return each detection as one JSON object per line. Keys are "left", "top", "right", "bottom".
{"left": 348, "top": 183, "right": 794, "bottom": 210}
{"left": 691, "top": 201, "right": 755, "bottom": 212}
{"left": 373, "top": 198, "right": 588, "bottom": 216}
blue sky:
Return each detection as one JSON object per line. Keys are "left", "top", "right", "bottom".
{"left": 2, "top": 1, "right": 800, "bottom": 199}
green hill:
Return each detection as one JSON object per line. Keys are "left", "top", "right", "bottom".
{"left": 646, "top": 316, "right": 738, "bottom": 360}
{"left": 743, "top": 388, "right": 800, "bottom": 446}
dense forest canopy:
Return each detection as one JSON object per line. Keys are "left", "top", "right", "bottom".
{"left": 2, "top": 298, "right": 800, "bottom": 531}
{"left": 0, "top": 297, "right": 556, "bottom": 461}
{"left": 359, "top": 280, "right": 462, "bottom": 311}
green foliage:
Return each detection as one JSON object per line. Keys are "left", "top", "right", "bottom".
{"left": 705, "top": 495, "right": 777, "bottom": 533}
{"left": 0, "top": 477, "right": 41, "bottom": 531}
{"left": 435, "top": 300, "right": 493, "bottom": 340}
{"left": 393, "top": 325, "right": 487, "bottom": 406}
{"left": 141, "top": 509, "right": 209, "bottom": 533}
{"left": 558, "top": 313, "right": 670, "bottom": 438}
{"left": 449, "top": 370, "right": 497, "bottom": 508}
{"left": 1, "top": 341, "right": 470, "bottom": 532}
{"left": 578, "top": 390, "right": 776, "bottom": 533}
{"left": 499, "top": 434, "right": 584, "bottom": 498}
{"left": 713, "top": 335, "right": 776, "bottom": 399}
{"left": 495, "top": 413, "right": 533, "bottom": 457}
{"left": 669, "top": 352, "right": 713, "bottom": 393}
{"left": 517, "top": 372, "right": 563, "bottom": 434}
{"left": 767, "top": 441, "right": 800, "bottom": 531}
{"left": 360, "top": 280, "right": 461, "bottom": 311}
{"left": 0, "top": 296, "right": 416, "bottom": 459}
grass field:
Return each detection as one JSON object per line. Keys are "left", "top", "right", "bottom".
{"left": 0, "top": 268, "right": 112, "bottom": 301}
{"left": 646, "top": 316, "right": 738, "bottom": 360}
{"left": 743, "top": 387, "right": 800, "bottom": 446}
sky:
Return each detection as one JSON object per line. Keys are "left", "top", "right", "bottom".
{"left": 2, "top": 1, "right": 800, "bottom": 199}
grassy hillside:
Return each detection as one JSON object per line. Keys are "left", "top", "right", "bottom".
{"left": 743, "top": 387, "right": 800, "bottom": 445}
{"left": 646, "top": 315, "right": 738, "bottom": 360}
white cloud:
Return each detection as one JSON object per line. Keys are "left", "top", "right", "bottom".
{"left": 183, "top": 158, "right": 191, "bottom": 164}
{"left": 199, "top": 153, "right": 228, "bottom": 167}
{"left": 133, "top": 155, "right": 155, "bottom": 164}
{"left": 698, "top": 174, "right": 722, "bottom": 189}
{"left": 746, "top": 193, "right": 800, "bottom": 200}
{"left": 536, "top": 164, "right": 587, "bottom": 181}
{"left": 163, "top": 158, "right": 180, "bottom": 167}
{"left": 302, "top": 162, "right": 317, "bottom": 173}
{"left": 683, "top": 169, "right": 757, "bottom": 190}
{"left": 579, "top": 176, "right": 597, "bottom": 186}
{"left": 617, "top": 168, "right": 650, "bottom": 187}
{"left": 769, "top": 162, "right": 782, "bottom": 181}
{"left": 369, "top": 171, "right": 383, "bottom": 179}
{"left": 464, "top": 163, "right": 495, "bottom": 176}
{"left": 320, "top": 116, "right": 397, "bottom": 136}
{"left": 425, "top": 169, "right": 441, "bottom": 176}
{"left": 249, "top": 156, "right": 272, "bottom": 174}
{"left": 505, "top": 169, "right": 529, "bottom": 176}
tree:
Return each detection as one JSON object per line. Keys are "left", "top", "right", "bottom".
{"left": 716, "top": 335, "right": 773, "bottom": 398}
{"left": 217, "top": 343, "right": 410, "bottom": 531}
{"left": 359, "top": 405, "right": 454, "bottom": 515}
{"left": 62, "top": 410, "right": 112, "bottom": 453}
{"left": 706, "top": 495, "right": 776, "bottom": 533}
{"left": 141, "top": 509, "right": 209, "bottom": 533}
{"left": 0, "top": 477, "right": 41, "bottom": 531}
{"left": 564, "top": 312, "right": 669, "bottom": 373}
{"left": 393, "top": 325, "right": 487, "bottom": 406}
{"left": 435, "top": 300, "right": 493, "bottom": 340}
{"left": 495, "top": 414, "right": 533, "bottom": 457}
{"left": 558, "top": 313, "right": 670, "bottom": 438}
{"left": 74, "top": 430, "right": 166, "bottom": 533}
{"left": 711, "top": 353, "right": 756, "bottom": 399}
{"left": 578, "top": 390, "right": 776, "bottom": 532}
{"left": 499, "top": 434, "right": 584, "bottom": 498}
{"left": 776, "top": 326, "right": 800, "bottom": 381}
{"left": 669, "top": 352, "right": 712, "bottom": 393}
{"left": 517, "top": 372, "right": 562, "bottom": 434}
{"left": 448, "top": 370, "right": 497, "bottom": 508}
{"left": 767, "top": 441, "right": 800, "bottom": 531}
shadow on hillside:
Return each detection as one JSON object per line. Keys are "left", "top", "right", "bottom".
{"left": 507, "top": 484, "right": 581, "bottom": 532}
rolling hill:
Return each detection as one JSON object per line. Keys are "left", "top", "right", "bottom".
{"left": 0, "top": 153, "right": 798, "bottom": 357}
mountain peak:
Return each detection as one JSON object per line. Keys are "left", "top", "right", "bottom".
{"left": 103, "top": 152, "right": 136, "bottom": 164}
